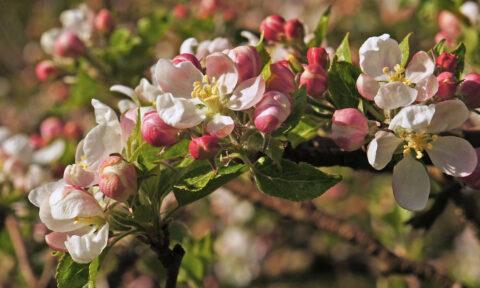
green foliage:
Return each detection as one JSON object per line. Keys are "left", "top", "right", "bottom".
{"left": 451, "top": 42, "right": 466, "bottom": 79}
{"left": 399, "top": 33, "right": 413, "bottom": 67}
{"left": 247, "top": 133, "right": 284, "bottom": 166}
{"left": 255, "top": 33, "right": 271, "bottom": 70}
{"left": 287, "top": 116, "right": 322, "bottom": 148}
{"left": 252, "top": 157, "right": 342, "bottom": 201}
{"left": 335, "top": 33, "right": 352, "bottom": 63}
{"left": 137, "top": 12, "right": 171, "bottom": 45}
{"left": 273, "top": 85, "right": 308, "bottom": 136}
{"left": 179, "top": 235, "right": 213, "bottom": 287}
{"left": 56, "top": 253, "right": 93, "bottom": 288}
{"left": 60, "top": 72, "right": 102, "bottom": 110}
{"left": 327, "top": 57, "right": 362, "bottom": 109}
{"left": 431, "top": 39, "right": 446, "bottom": 56}
{"left": 308, "top": 6, "right": 331, "bottom": 48}
{"left": 260, "top": 60, "right": 272, "bottom": 82}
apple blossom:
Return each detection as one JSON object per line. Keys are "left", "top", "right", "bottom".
{"left": 436, "top": 53, "right": 457, "bottom": 73}
{"left": 260, "top": 15, "right": 285, "bottom": 42}
{"left": 99, "top": 156, "right": 137, "bottom": 201}
{"left": 299, "top": 64, "right": 328, "bottom": 97}
{"left": 367, "top": 100, "right": 477, "bottom": 210}
{"left": 436, "top": 72, "right": 457, "bottom": 100}
{"left": 60, "top": 4, "right": 95, "bottom": 41}
{"left": 189, "top": 135, "right": 220, "bottom": 160}
{"left": 254, "top": 91, "right": 292, "bottom": 133}
{"left": 460, "top": 1, "right": 479, "bottom": 25}
{"left": 180, "top": 37, "right": 231, "bottom": 60}
{"left": 141, "top": 111, "right": 180, "bottom": 147}
{"left": 357, "top": 34, "right": 438, "bottom": 110}
{"left": 54, "top": 31, "right": 86, "bottom": 58}
{"left": 94, "top": 9, "right": 115, "bottom": 34}
{"left": 460, "top": 73, "right": 480, "bottom": 108}
{"left": 332, "top": 108, "right": 368, "bottom": 151}
{"left": 64, "top": 164, "right": 95, "bottom": 188}
{"left": 227, "top": 46, "right": 262, "bottom": 83}
{"left": 307, "top": 47, "right": 329, "bottom": 69}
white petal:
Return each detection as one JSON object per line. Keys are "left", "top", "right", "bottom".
{"left": 28, "top": 179, "right": 64, "bottom": 207}
{"left": 428, "top": 100, "right": 469, "bottom": 133}
{"left": 240, "top": 31, "right": 260, "bottom": 46}
{"left": 154, "top": 59, "right": 202, "bottom": 99}
{"left": 75, "top": 139, "right": 85, "bottom": 164}
{"left": 415, "top": 74, "right": 438, "bottom": 102}
{"left": 427, "top": 136, "right": 478, "bottom": 177}
{"left": 40, "top": 28, "right": 61, "bottom": 55}
{"left": 196, "top": 40, "right": 212, "bottom": 59}
{"left": 359, "top": 34, "right": 401, "bottom": 81}
{"left": 39, "top": 196, "right": 83, "bottom": 232}
{"left": 374, "top": 82, "right": 417, "bottom": 110}
{"left": 83, "top": 124, "right": 122, "bottom": 172}
{"left": 180, "top": 37, "right": 199, "bottom": 55}
{"left": 389, "top": 104, "right": 435, "bottom": 131}
{"left": 367, "top": 131, "right": 403, "bottom": 170}
{"left": 206, "top": 52, "right": 239, "bottom": 94}
{"left": 460, "top": 2, "right": 479, "bottom": 25}
{"left": 156, "top": 93, "right": 206, "bottom": 129}
{"left": 208, "top": 38, "right": 231, "bottom": 54}
{"left": 91, "top": 99, "right": 119, "bottom": 127}
{"left": 227, "top": 76, "right": 266, "bottom": 110}
{"left": 110, "top": 85, "right": 135, "bottom": 100}
{"left": 0, "top": 127, "right": 11, "bottom": 144}
{"left": 356, "top": 74, "right": 379, "bottom": 100}
{"left": 118, "top": 99, "right": 136, "bottom": 114}
{"left": 2, "top": 134, "right": 33, "bottom": 164}
{"left": 206, "top": 114, "right": 235, "bottom": 138}
{"left": 392, "top": 154, "right": 430, "bottom": 211}
{"left": 49, "top": 187, "right": 104, "bottom": 220}
{"left": 65, "top": 224, "right": 109, "bottom": 264}
{"left": 33, "top": 139, "right": 65, "bottom": 165}
{"left": 406, "top": 51, "right": 435, "bottom": 83}
{"left": 45, "top": 227, "right": 91, "bottom": 252}
{"left": 135, "top": 78, "right": 163, "bottom": 103}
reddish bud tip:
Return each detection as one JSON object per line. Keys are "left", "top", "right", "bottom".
{"left": 254, "top": 91, "right": 292, "bottom": 133}
{"left": 141, "top": 111, "right": 180, "bottom": 147}
{"left": 267, "top": 62, "right": 296, "bottom": 94}
{"left": 332, "top": 108, "right": 368, "bottom": 151}
{"left": 99, "top": 156, "right": 137, "bottom": 201}
{"left": 300, "top": 64, "right": 328, "bottom": 97}
{"left": 172, "top": 53, "right": 202, "bottom": 71}
{"left": 35, "top": 60, "right": 59, "bottom": 82}
{"left": 307, "top": 47, "right": 329, "bottom": 69}
{"left": 260, "top": 15, "right": 286, "bottom": 42}
{"left": 54, "top": 31, "right": 85, "bottom": 58}
{"left": 173, "top": 4, "right": 189, "bottom": 19}
{"left": 436, "top": 53, "right": 457, "bottom": 73}
{"left": 40, "top": 117, "right": 63, "bottom": 142}
{"left": 460, "top": 73, "right": 480, "bottom": 108}
{"left": 189, "top": 135, "right": 220, "bottom": 160}
{"left": 227, "top": 46, "right": 262, "bottom": 82}
{"left": 95, "top": 9, "right": 115, "bottom": 34}
{"left": 284, "top": 19, "right": 304, "bottom": 40}
{"left": 63, "top": 121, "right": 83, "bottom": 140}
{"left": 436, "top": 72, "right": 457, "bottom": 100}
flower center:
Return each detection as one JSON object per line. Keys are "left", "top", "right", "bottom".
{"left": 191, "top": 75, "right": 221, "bottom": 105}
{"left": 383, "top": 64, "right": 412, "bottom": 85}
{"left": 399, "top": 131, "right": 438, "bottom": 159}
{"left": 77, "top": 155, "right": 89, "bottom": 171}
{"left": 73, "top": 215, "right": 106, "bottom": 227}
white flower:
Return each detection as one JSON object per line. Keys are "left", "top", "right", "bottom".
{"left": 367, "top": 100, "right": 477, "bottom": 210}
{"left": 460, "top": 1, "right": 479, "bottom": 26}
{"left": 180, "top": 37, "right": 231, "bottom": 60}
{"left": 358, "top": 34, "right": 438, "bottom": 110}
{"left": 60, "top": 4, "right": 95, "bottom": 41}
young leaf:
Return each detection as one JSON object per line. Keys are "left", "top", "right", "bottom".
{"left": 287, "top": 116, "right": 322, "bottom": 148}
{"left": 282, "top": 85, "right": 308, "bottom": 130}
{"left": 327, "top": 57, "right": 362, "bottom": 109}
{"left": 252, "top": 157, "right": 341, "bottom": 201}
{"left": 431, "top": 39, "right": 446, "bottom": 57}
{"left": 399, "top": 33, "right": 412, "bottom": 67}
{"left": 260, "top": 60, "right": 272, "bottom": 82}
{"left": 335, "top": 33, "right": 351, "bottom": 63}
{"left": 56, "top": 253, "right": 90, "bottom": 288}
{"left": 255, "top": 33, "right": 271, "bottom": 69}
{"left": 308, "top": 6, "right": 331, "bottom": 48}
{"left": 451, "top": 42, "right": 466, "bottom": 79}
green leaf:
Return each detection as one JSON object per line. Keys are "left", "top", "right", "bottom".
{"left": 327, "top": 57, "right": 361, "bottom": 109}
{"left": 451, "top": 42, "right": 466, "bottom": 79}
{"left": 282, "top": 85, "right": 308, "bottom": 130}
{"left": 247, "top": 133, "right": 284, "bottom": 165}
{"left": 287, "top": 116, "right": 322, "bottom": 148}
{"left": 56, "top": 253, "right": 90, "bottom": 288}
{"left": 255, "top": 33, "right": 271, "bottom": 70}
{"left": 335, "top": 33, "right": 351, "bottom": 63}
{"left": 137, "top": 13, "right": 171, "bottom": 45}
{"left": 252, "top": 157, "right": 341, "bottom": 201}
{"left": 85, "top": 257, "right": 100, "bottom": 288}
{"left": 431, "top": 39, "right": 446, "bottom": 57}
{"left": 399, "top": 33, "right": 412, "bottom": 67}
{"left": 174, "top": 163, "right": 248, "bottom": 206}
{"left": 260, "top": 60, "right": 272, "bottom": 82}
{"left": 134, "top": 139, "right": 190, "bottom": 171}
{"left": 308, "top": 6, "right": 331, "bottom": 47}
{"left": 65, "top": 72, "right": 101, "bottom": 109}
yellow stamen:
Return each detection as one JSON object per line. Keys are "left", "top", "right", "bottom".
{"left": 73, "top": 215, "right": 106, "bottom": 227}
{"left": 191, "top": 75, "right": 221, "bottom": 106}
{"left": 383, "top": 64, "right": 412, "bottom": 86}
{"left": 400, "top": 131, "right": 438, "bottom": 159}
{"left": 77, "top": 155, "right": 89, "bottom": 171}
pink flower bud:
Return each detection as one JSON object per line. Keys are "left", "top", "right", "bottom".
{"left": 300, "top": 64, "right": 328, "bottom": 97}
{"left": 436, "top": 72, "right": 457, "bottom": 100}
{"left": 254, "top": 91, "right": 292, "bottom": 133}
{"left": 460, "top": 148, "right": 480, "bottom": 189}
{"left": 223, "top": 7, "right": 236, "bottom": 21}
{"left": 64, "top": 164, "right": 95, "bottom": 187}
{"left": 434, "top": 32, "right": 456, "bottom": 48}
{"left": 227, "top": 46, "right": 262, "bottom": 82}
{"left": 35, "top": 60, "right": 58, "bottom": 82}
{"left": 284, "top": 19, "right": 304, "bottom": 40}
{"left": 189, "top": 135, "right": 220, "bottom": 160}
{"left": 460, "top": 73, "right": 480, "bottom": 108}
{"left": 267, "top": 62, "right": 296, "bottom": 94}
{"left": 63, "top": 121, "right": 83, "bottom": 140}
{"left": 436, "top": 53, "right": 457, "bottom": 73}
{"left": 260, "top": 15, "right": 286, "bottom": 42}
{"left": 29, "top": 134, "right": 45, "bottom": 150}
{"left": 307, "top": 47, "right": 328, "bottom": 69}
{"left": 141, "top": 111, "right": 180, "bottom": 147}
{"left": 40, "top": 117, "right": 63, "bottom": 142}
{"left": 174, "top": 4, "right": 189, "bottom": 19}
{"left": 54, "top": 31, "right": 85, "bottom": 58}
{"left": 438, "top": 11, "right": 461, "bottom": 39}
{"left": 99, "top": 156, "right": 137, "bottom": 201}
{"left": 172, "top": 53, "right": 202, "bottom": 71}
{"left": 95, "top": 9, "right": 115, "bottom": 34}
{"left": 332, "top": 108, "right": 368, "bottom": 151}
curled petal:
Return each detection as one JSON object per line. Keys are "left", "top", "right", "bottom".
{"left": 91, "top": 99, "right": 120, "bottom": 127}
{"left": 206, "top": 52, "right": 239, "bottom": 94}
{"left": 406, "top": 51, "right": 435, "bottom": 84}
{"left": 28, "top": 179, "right": 65, "bottom": 207}
{"left": 179, "top": 37, "right": 199, "bottom": 55}
{"left": 49, "top": 187, "right": 104, "bottom": 220}
{"left": 39, "top": 196, "right": 83, "bottom": 232}
{"left": 375, "top": 82, "right": 417, "bottom": 110}
{"left": 135, "top": 78, "right": 162, "bottom": 103}
{"left": 156, "top": 93, "right": 206, "bottom": 129}
{"left": 356, "top": 74, "right": 379, "bottom": 100}
{"left": 227, "top": 76, "right": 266, "bottom": 111}
{"left": 415, "top": 74, "right": 438, "bottom": 102}
{"left": 110, "top": 85, "right": 135, "bottom": 100}
{"left": 428, "top": 99, "right": 469, "bottom": 133}
{"left": 367, "top": 131, "right": 403, "bottom": 170}
{"left": 388, "top": 104, "right": 435, "bottom": 131}
{"left": 206, "top": 114, "right": 235, "bottom": 138}
{"left": 45, "top": 232, "right": 69, "bottom": 252}
{"left": 83, "top": 124, "right": 122, "bottom": 173}
{"left": 65, "top": 224, "right": 109, "bottom": 264}
{"left": 392, "top": 154, "right": 430, "bottom": 211}
{"left": 427, "top": 136, "right": 478, "bottom": 177}
{"left": 359, "top": 34, "right": 401, "bottom": 81}
{"left": 154, "top": 59, "right": 202, "bottom": 99}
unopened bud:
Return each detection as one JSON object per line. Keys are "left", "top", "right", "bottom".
{"left": 63, "top": 121, "right": 83, "bottom": 140}
{"left": 223, "top": 7, "right": 236, "bottom": 21}
{"left": 29, "top": 134, "right": 45, "bottom": 150}
{"left": 64, "top": 164, "right": 95, "bottom": 187}
{"left": 35, "top": 60, "right": 59, "bottom": 82}
{"left": 260, "top": 15, "right": 286, "bottom": 42}
{"left": 436, "top": 72, "right": 457, "bottom": 100}
{"left": 54, "top": 31, "right": 86, "bottom": 58}
{"left": 436, "top": 53, "right": 457, "bottom": 73}
{"left": 95, "top": 9, "right": 115, "bottom": 34}
{"left": 307, "top": 47, "right": 329, "bottom": 69}
{"left": 227, "top": 46, "right": 262, "bottom": 82}
{"left": 189, "top": 135, "right": 220, "bottom": 160}
{"left": 438, "top": 11, "right": 461, "bottom": 40}
{"left": 172, "top": 53, "right": 202, "bottom": 71}
{"left": 173, "top": 4, "right": 189, "bottom": 19}
{"left": 284, "top": 19, "right": 304, "bottom": 41}
{"left": 332, "top": 108, "right": 368, "bottom": 151}
{"left": 461, "top": 148, "right": 480, "bottom": 189}
{"left": 300, "top": 64, "right": 328, "bottom": 97}
{"left": 40, "top": 117, "right": 63, "bottom": 142}
{"left": 254, "top": 91, "right": 292, "bottom": 133}
{"left": 141, "top": 111, "right": 180, "bottom": 147}
{"left": 460, "top": 73, "right": 480, "bottom": 108}
{"left": 267, "top": 62, "right": 296, "bottom": 94}
{"left": 99, "top": 156, "right": 137, "bottom": 201}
